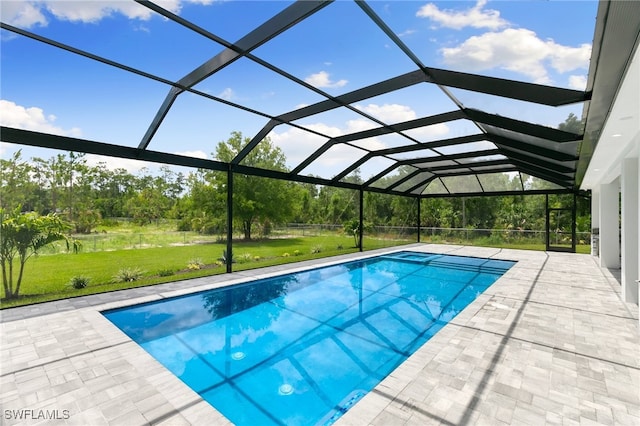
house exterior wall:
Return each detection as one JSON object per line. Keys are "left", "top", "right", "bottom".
{"left": 582, "top": 39, "right": 640, "bottom": 324}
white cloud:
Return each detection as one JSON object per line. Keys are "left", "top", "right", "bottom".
{"left": 357, "top": 103, "right": 417, "bottom": 124}
{"left": 268, "top": 124, "right": 340, "bottom": 168}
{"left": 417, "top": 0, "right": 508, "bottom": 30}
{"left": 304, "top": 71, "right": 348, "bottom": 89}
{"left": 549, "top": 44, "right": 592, "bottom": 73}
{"left": 1, "top": 1, "right": 47, "bottom": 28}
{"left": 1, "top": 0, "right": 217, "bottom": 28}
{"left": 440, "top": 28, "right": 591, "bottom": 84}
{"left": 174, "top": 150, "right": 208, "bottom": 159}
{"left": 85, "top": 154, "right": 152, "bottom": 173}
{"left": 344, "top": 118, "right": 378, "bottom": 134}
{"left": 0, "top": 99, "right": 82, "bottom": 137}
{"left": 398, "top": 29, "right": 416, "bottom": 38}
{"left": 85, "top": 150, "right": 207, "bottom": 173}
{"left": 568, "top": 75, "right": 588, "bottom": 90}
{"left": 217, "top": 88, "right": 234, "bottom": 101}
{"left": 46, "top": 1, "right": 157, "bottom": 23}
{"left": 351, "top": 103, "right": 449, "bottom": 140}
{"left": 270, "top": 121, "right": 383, "bottom": 172}
{"left": 404, "top": 123, "right": 450, "bottom": 141}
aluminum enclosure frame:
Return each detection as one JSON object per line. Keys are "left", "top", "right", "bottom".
{"left": 0, "top": 0, "right": 605, "bottom": 202}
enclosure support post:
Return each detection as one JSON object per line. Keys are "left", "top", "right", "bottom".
{"left": 545, "top": 194, "right": 550, "bottom": 250}
{"left": 621, "top": 157, "right": 639, "bottom": 305}
{"left": 571, "top": 193, "right": 577, "bottom": 253}
{"left": 417, "top": 197, "right": 421, "bottom": 243}
{"left": 599, "top": 179, "right": 620, "bottom": 268}
{"left": 226, "top": 166, "right": 233, "bottom": 273}
{"left": 358, "top": 189, "right": 364, "bottom": 252}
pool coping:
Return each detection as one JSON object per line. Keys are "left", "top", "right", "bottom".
{"left": 1, "top": 244, "right": 639, "bottom": 425}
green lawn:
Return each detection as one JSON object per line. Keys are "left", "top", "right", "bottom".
{"left": 1, "top": 232, "right": 590, "bottom": 309}
{"left": 0, "top": 234, "right": 411, "bottom": 308}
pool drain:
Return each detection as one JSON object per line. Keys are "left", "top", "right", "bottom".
{"left": 278, "top": 384, "right": 294, "bottom": 395}
{"left": 231, "top": 351, "right": 245, "bottom": 360}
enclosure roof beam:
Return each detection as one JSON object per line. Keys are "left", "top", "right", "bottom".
{"left": 384, "top": 168, "right": 425, "bottom": 192}
{"left": 138, "top": 0, "right": 331, "bottom": 151}
{"left": 405, "top": 167, "right": 521, "bottom": 195}
{"left": 419, "top": 188, "right": 575, "bottom": 199}
{"left": 359, "top": 147, "right": 504, "bottom": 189}
{"left": 332, "top": 134, "right": 488, "bottom": 182}
{"left": 488, "top": 134, "right": 579, "bottom": 162}
{"left": 292, "top": 111, "right": 470, "bottom": 176}
{"left": 424, "top": 159, "right": 513, "bottom": 174}
{"left": 1, "top": 127, "right": 229, "bottom": 172}
{"left": 351, "top": 153, "right": 507, "bottom": 188}
{"left": 294, "top": 106, "right": 581, "bottom": 181}
{"left": 404, "top": 176, "right": 437, "bottom": 195}
{"left": 358, "top": 2, "right": 589, "bottom": 107}
{"left": 496, "top": 147, "right": 576, "bottom": 174}
{"left": 425, "top": 68, "right": 591, "bottom": 107}
{"left": 242, "top": 69, "right": 430, "bottom": 167}
{"left": 464, "top": 109, "right": 583, "bottom": 142}
{"left": 508, "top": 161, "right": 575, "bottom": 188}
{"left": 411, "top": 149, "right": 503, "bottom": 164}
{"left": 333, "top": 111, "right": 467, "bottom": 144}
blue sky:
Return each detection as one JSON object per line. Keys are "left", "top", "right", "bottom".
{"left": 1, "top": 0, "right": 598, "bottom": 180}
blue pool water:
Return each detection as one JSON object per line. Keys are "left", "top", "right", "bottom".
{"left": 103, "top": 251, "right": 514, "bottom": 425}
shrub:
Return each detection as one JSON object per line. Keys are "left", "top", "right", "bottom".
{"left": 176, "top": 219, "right": 192, "bottom": 232}
{"left": 282, "top": 252, "right": 290, "bottom": 257}
{"left": 253, "top": 256, "right": 261, "bottom": 261}
{"left": 221, "top": 249, "right": 234, "bottom": 264}
{"left": 344, "top": 219, "right": 360, "bottom": 247}
{"left": 237, "top": 253, "right": 253, "bottom": 264}
{"left": 187, "top": 258, "right": 204, "bottom": 270}
{"left": 311, "top": 245, "right": 322, "bottom": 254}
{"left": 69, "top": 276, "right": 90, "bottom": 289}
{"left": 293, "top": 250, "right": 301, "bottom": 256}
{"left": 113, "top": 267, "right": 144, "bottom": 283}
{"left": 158, "top": 268, "right": 174, "bottom": 277}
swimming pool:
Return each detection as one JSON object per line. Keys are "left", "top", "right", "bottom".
{"left": 104, "top": 251, "right": 514, "bottom": 425}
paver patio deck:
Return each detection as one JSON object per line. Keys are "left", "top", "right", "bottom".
{"left": 1, "top": 244, "right": 638, "bottom": 425}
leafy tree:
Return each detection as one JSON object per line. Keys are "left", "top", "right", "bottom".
{"left": 389, "top": 195, "right": 418, "bottom": 227}
{"left": 421, "top": 198, "right": 453, "bottom": 228}
{"left": 214, "top": 131, "right": 298, "bottom": 240}
{"left": 558, "top": 112, "right": 584, "bottom": 133}
{"left": 124, "top": 167, "right": 184, "bottom": 225}
{"left": 124, "top": 189, "right": 165, "bottom": 225}
{"left": 28, "top": 152, "right": 103, "bottom": 232}
{"left": 31, "top": 152, "right": 86, "bottom": 217}
{"left": 178, "top": 169, "right": 227, "bottom": 234}
{"left": 0, "top": 208, "right": 76, "bottom": 299}
{"left": 0, "top": 150, "right": 40, "bottom": 212}
{"left": 93, "top": 165, "right": 136, "bottom": 218}
{"left": 74, "top": 208, "right": 102, "bottom": 234}
{"left": 291, "top": 182, "right": 319, "bottom": 223}
{"left": 314, "top": 186, "right": 358, "bottom": 224}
